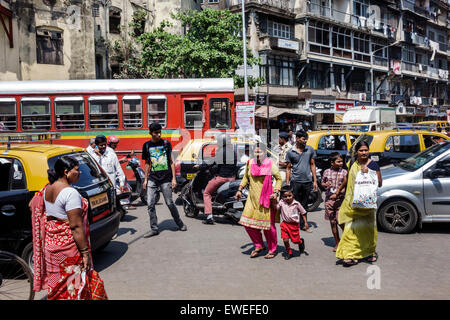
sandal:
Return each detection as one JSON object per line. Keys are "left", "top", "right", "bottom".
{"left": 365, "top": 253, "right": 378, "bottom": 263}
{"left": 264, "top": 252, "right": 277, "bottom": 259}
{"left": 250, "top": 247, "right": 266, "bottom": 258}
{"left": 343, "top": 259, "right": 359, "bottom": 267}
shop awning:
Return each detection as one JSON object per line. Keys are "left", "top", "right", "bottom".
{"left": 255, "top": 106, "right": 312, "bottom": 119}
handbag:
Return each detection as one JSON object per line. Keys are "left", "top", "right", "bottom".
{"left": 81, "top": 270, "right": 108, "bottom": 300}
{"left": 351, "top": 169, "right": 378, "bottom": 209}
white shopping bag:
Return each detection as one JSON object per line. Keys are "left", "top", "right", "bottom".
{"left": 351, "top": 169, "right": 378, "bottom": 209}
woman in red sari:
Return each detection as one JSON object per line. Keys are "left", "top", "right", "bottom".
{"left": 31, "top": 156, "right": 107, "bottom": 300}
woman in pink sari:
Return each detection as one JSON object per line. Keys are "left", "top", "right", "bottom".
{"left": 31, "top": 156, "right": 107, "bottom": 300}
{"left": 236, "top": 144, "right": 282, "bottom": 259}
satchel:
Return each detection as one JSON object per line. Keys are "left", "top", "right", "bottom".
{"left": 351, "top": 169, "right": 378, "bottom": 209}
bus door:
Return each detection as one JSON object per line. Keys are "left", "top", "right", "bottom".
{"left": 182, "top": 96, "right": 206, "bottom": 133}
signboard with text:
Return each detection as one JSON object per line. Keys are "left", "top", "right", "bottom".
{"left": 236, "top": 101, "right": 256, "bottom": 134}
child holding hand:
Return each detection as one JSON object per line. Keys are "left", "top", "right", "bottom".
{"left": 272, "top": 185, "right": 307, "bottom": 260}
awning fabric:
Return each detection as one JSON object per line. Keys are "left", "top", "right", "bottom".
{"left": 255, "top": 106, "right": 313, "bottom": 119}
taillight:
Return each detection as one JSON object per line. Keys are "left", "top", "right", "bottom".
{"left": 175, "top": 160, "right": 181, "bottom": 176}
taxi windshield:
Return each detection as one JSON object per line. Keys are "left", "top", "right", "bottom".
{"left": 48, "top": 152, "right": 107, "bottom": 187}
{"left": 397, "top": 142, "right": 450, "bottom": 171}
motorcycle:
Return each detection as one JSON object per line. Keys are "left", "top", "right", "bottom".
{"left": 179, "top": 164, "right": 248, "bottom": 224}
{"left": 126, "top": 156, "right": 160, "bottom": 205}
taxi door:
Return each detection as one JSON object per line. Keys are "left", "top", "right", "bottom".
{"left": 0, "top": 157, "right": 32, "bottom": 251}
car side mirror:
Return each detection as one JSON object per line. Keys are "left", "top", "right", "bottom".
{"left": 428, "top": 168, "right": 446, "bottom": 179}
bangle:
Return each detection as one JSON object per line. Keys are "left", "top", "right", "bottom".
{"left": 80, "top": 247, "right": 89, "bottom": 253}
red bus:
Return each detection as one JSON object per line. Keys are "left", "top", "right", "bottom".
{"left": 0, "top": 78, "right": 236, "bottom": 179}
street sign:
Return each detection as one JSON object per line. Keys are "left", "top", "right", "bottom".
{"left": 256, "top": 94, "right": 267, "bottom": 106}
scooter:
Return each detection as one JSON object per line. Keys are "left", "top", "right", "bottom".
{"left": 179, "top": 165, "right": 248, "bottom": 223}
{"left": 126, "top": 156, "right": 160, "bottom": 205}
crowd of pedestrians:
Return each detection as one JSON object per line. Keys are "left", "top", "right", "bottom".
{"left": 30, "top": 122, "right": 383, "bottom": 300}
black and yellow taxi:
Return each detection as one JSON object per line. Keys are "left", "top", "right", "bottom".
{"left": 174, "top": 135, "right": 278, "bottom": 192}
{"left": 306, "top": 130, "right": 362, "bottom": 171}
{"left": 348, "top": 129, "right": 450, "bottom": 167}
{"left": 0, "top": 139, "right": 120, "bottom": 268}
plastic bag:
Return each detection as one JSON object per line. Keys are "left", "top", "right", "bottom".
{"left": 351, "top": 169, "right": 378, "bottom": 209}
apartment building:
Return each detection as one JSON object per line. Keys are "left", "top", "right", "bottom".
{"left": 0, "top": 0, "right": 201, "bottom": 81}
{"left": 221, "top": 0, "right": 450, "bottom": 126}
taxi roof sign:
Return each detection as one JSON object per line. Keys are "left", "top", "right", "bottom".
{"left": 0, "top": 132, "right": 61, "bottom": 149}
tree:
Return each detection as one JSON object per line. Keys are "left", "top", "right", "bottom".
{"left": 111, "top": 8, "right": 262, "bottom": 88}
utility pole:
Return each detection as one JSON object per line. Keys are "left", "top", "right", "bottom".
{"left": 241, "top": 0, "right": 248, "bottom": 102}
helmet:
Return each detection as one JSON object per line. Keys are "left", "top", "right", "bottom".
{"left": 108, "top": 135, "right": 119, "bottom": 144}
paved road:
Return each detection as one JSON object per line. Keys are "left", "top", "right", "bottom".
{"left": 36, "top": 195, "right": 450, "bottom": 300}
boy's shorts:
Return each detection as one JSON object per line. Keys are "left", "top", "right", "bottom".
{"left": 280, "top": 221, "right": 301, "bottom": 243}
{"left": 324, "top": 197, "right": 344, "bottom": 221}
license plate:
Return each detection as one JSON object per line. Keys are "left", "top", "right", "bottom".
{"left": 187, "top": 173, "right": 196, "bottom": 180}
{"left": 233, "top": 202, "right": 244, "bottom": 209}
{"left": 90, "top": 192, "right": 108, "bottom": 209}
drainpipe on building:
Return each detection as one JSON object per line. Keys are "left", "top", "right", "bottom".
{"left": 241, "top": 0, "right": 248, "bottom": 102}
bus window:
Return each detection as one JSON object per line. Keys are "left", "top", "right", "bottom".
{"left": 0, "top": 98, "right": 17, "bottom": 131}
{"left": 148, "top": 95, "right": 167, "bottom": 128}
{"left": 54, "top": 97, "right": 85, "bottom": 130}
{"left": 21, "top": 97, "right": 51, "bottom": 131}
{"left": 184, "top": 100, "right": 203, "bottom": 129}
{"left": 123, "top": 95, "right": 143, "bottom": 129}
{"left": 88, "top": 96, "right": 119, "bottom": 129}
{"left": 209, "top": 98, "right": 231, "bottom": 129}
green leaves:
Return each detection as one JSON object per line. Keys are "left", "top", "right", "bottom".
{"left": 111, "top": 8, "right": 262, "bottom": 88}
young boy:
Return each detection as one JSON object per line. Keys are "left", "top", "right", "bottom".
{"left": 321, "top": 152, "right": 347, "bottom": 252}
{"left": 273, "top": 185, "right": 307, "bottom": 260}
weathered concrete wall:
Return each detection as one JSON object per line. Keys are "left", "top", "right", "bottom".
{"left": 0, "top": 0, "right": 20, "bottom": 80}
{"left": 1, "top": 0, "right": 95, "bottom": 80}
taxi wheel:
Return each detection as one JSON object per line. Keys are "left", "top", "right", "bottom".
{"left": 378, "top": 199, "right": 418, "bottom": 234}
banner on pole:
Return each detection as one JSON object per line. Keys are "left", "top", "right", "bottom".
{"left": 236, "top": 101, "right": 256, "bottom": 134}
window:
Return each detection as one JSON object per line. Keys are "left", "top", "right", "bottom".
{"left": 184, "top": 100, "right": 203, "bottom": 129}
{"left": 123, "top": 95, "right": 143, "bottom": 129}
{"left": 0, "top": 158, "right": 26, "bottom": 191}
{"left": 147, "top": 95, "right": 167, "bottom": 128}
{"left": 332, "top": 27, "right": 352, "bottom": 59}
{"left": 318, "top": 135, "right": 348, "bottom": 151}
{"left": 272, "top": 22, "right": 291, "bottom": 39}
{"left": 402, "top": 45, "right": 415, "bottom": 63}
{"left": 89, "top": 96, "right": 118, "bottom": 129}
{"left": 305, "top": 62, "right": 329, "bottom": 89}
{"left": 385, "top": 135, "right": 420, "bottom": 154}
{"left": 49, "top": 152, "right": 107, "bottom": 188}
{"left": 21, "top": 97, "right": 51, "bottom": 131}
{"left": 423, "top": 135, "right": 447, "bottom": 149}
{"left": 208, "top": 0, "right": 219, "bottom": 2}
{"left": 353, "top": 0, "right": 370, "bottom": 17}
{"left": 54, "top": 97, "right": 85, "bottom": 130}
{"left": 109, "top": 7, "right": 121, "bottom": 34}
{"left": 209, "top": 98, "right": 231, "bottom": 129}
{"left": 308, "top": 21, "right": 330, "bottom": 55}
{"left": 260, "top": 55, "right": 296, "bottom": 86}
{"left": 353, "top": 32, "right": 370, "bottom": 62}
{"left": 36, "top": 28, "right": 63, "bottom": 65}
{"left": 0, "top": 98, "right": 16, "bottom": 131}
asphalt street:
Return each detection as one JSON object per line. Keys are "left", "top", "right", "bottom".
{"left": 36, "top": 194, "right": 450, "bottom": 300}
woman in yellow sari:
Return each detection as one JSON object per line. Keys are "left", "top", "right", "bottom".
{"left": 235, "top": 144, "right": 282, "bottom": 259}
{"left": 336, "top": 141, "right": 382, "bottom": 267}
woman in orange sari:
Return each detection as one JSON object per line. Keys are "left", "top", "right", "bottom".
{"left": 31, "top": 156, "right": 107, "bottom": 300}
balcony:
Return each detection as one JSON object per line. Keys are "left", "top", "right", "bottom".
{"left": 308, "top": 2, "right": 397, "bottom": 39}
{"left": 404, "top": 31, "right": 431, "bottom": 49}
{"left": 373, "top": 56, "right": 389, "bottom": 68}
{"left": 229, "top": 0, "right": 291, "bottom": 12}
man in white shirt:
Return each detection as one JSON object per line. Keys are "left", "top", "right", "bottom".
{"left": 86, "top": 137, "right": 99, "bottom": 158}
{"left": 92, "top": 135, "right": 126, "bottom": 192}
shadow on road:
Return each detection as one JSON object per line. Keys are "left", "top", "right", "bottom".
{"left": 417, "top": 222, "right": 450, "bottom": 234}
{"left": 93, "top": 241, "right": 128, "bottom": 272}
{"left": 321, "top": 236, "right": 337, "bottom": 248}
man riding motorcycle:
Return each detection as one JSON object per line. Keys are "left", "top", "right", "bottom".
{"left": 199, "top": 134, "right": 238, "bottom": 225}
